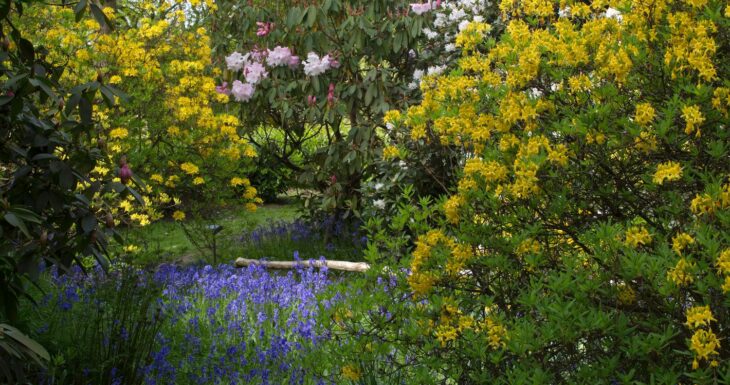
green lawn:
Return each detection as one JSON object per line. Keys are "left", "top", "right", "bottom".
{"left": 121, "top": 203, "right": 301, "bottom": 266}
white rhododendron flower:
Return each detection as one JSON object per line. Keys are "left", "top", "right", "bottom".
{"left": 410, "top": 2, "right": 432, "bottom": 15}
{"left": 266, "top": 46, "right": 293, "bottom": 67}
{"left": 225, "top": 52, "right": 249, "bottom": 71}
{"left": 244, "top": 62, "right": 268, "bottom": 84}
{"left": 231, "top": 80, "right": 255, "bottom": 102}
{"left": 302, "top": 52, "right": 332, "bottom": 76}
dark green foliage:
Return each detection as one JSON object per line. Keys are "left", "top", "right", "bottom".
{"left": 0, "top": 0, "right": 137, "bottom": 322}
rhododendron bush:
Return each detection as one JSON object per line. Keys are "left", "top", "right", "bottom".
{"left": 212, "top": 0, "right": 448, "bottom": 216}
{"left": 315, "top": 0, "right": 730, "bottom": 383}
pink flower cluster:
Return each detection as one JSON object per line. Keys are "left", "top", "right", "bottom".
{"left": 220, "top": 22, "right": 341, "bottom": 104}
{"left": 256, "top": 22, "right": 274, "bottom": 36}
{"left": 410, "top": 1, "right": 440, "bottom": 15}
{"left": 266, "top": 46, "right": 300, "bottom": 68}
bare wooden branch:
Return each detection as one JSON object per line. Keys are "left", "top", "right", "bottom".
{"left": 234, "top": 258, "right": 370, "bottom": 272}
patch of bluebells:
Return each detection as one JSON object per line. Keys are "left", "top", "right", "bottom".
{"left": 38, "top": 260, "right": 339, "bottom": 385}
{"left": 239, "top": 217, "right": 367, "bottom": 261}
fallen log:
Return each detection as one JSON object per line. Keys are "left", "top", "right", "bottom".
{"left": 234, "top": 257, "right": 371, "bottom": 272}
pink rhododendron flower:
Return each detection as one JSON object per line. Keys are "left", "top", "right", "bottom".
{"left": 231, "top": 80, "right": 255, "bottom": 102}
{"left": 327, "top": 83, "right": 336, "bottom": 106}
{"left": 225, "top": 52, "right": 249, "bottom": 71}
{"left": 249, "top": 47, "right": 268, "bottom": 62}
{"left": 266, "top": 46, "right": 293, "bottom": 67}
{"left": 119, "top": 160, "right": 132, "bottom": 184}
{"left": 256, "top": 22, "right": 273, "bottom": 36}
{"left": 325, "top": 54, "right": 340, "bottom": 69}
{"left": 307, "top": 95, "right": 317, "bottom": 106}
{"left": 303, "top": 52, "right": 331, "bottom": 76}
{"left": 215, "top": 82, "right": 232, "bottom": 95}
{"left": 244, "top": 62, "right": 268, "bottom": 84}
{"left": 410, "top": 2, "right": 432, "bottom": 15}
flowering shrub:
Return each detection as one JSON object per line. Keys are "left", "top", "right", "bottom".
{"left": 18, "top": 0, "right": 260, "bottom": 225}
{"left": 212, "top": 0, "right": 436, "bottom": 218}
{"left": 324, "top": 0, "right": 730, "bottom": 383}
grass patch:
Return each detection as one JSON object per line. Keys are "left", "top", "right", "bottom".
{"left": 121, "top": 204, "right": 301, "bottom": 266}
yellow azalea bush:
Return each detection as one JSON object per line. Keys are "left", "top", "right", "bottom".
{"left": 320, "top": 1, "right": 730, "bottom": 383}
{"left": 17, "top": 0, "right": 260, "bottom": 225}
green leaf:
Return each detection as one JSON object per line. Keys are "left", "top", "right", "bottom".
{"left": 81, "top": 214, "right": 96, "bottom": 233}
{"left": 65, "top": 91, "right": 81, "bottom": 115}
{"left": 17, "top": 38, "right": 34, "bottom": 64}
{"left": 286, "top": 7, "right": 304, "bottom": 29}
{"left": 89, "top": 3, "right": 113, "bottom": 31}
{"left": 4, "top": 213, "right": 30, "bottom": 237}
{"left": 8, "top": 207, "right": 41, "bottom": 224}
{"left": 127, "top": 186, "right": 146, "bottom": 206}
{"left": 99, "top": 85, "right": 115, "bottom": 107}
{"left": 79, "top": 96, "right": 92, "bottom": 126}
{"left": 29, "top": 78, "right": 56, "bottom": 100}
{"left": 74, "top": 0, "right": 87, "bottom": 22}
{"left": 31, "top": 153, "right": 57, "bottom": 162}
{"left": 306, "top": 6, "right": 317, "bottom": 27}
{"left": 0, "top": 324, "right": 50, "bottom": 363}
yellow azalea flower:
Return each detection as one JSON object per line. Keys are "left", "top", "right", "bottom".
{"left": 244, "top": 202, "right": 258, "bottom": 212}
{"left": 690, "top": 329, "right": 720, "bottom": 361}
{"left": 150, "top": 174, "right": 164, "bottom": 183}
{"left": 180, "top": 162, "right": 199, "bottom": 175}
{"left": 625, "top": 226, "right": 652, "bottom": 248}
{"left": 716, "top": 249, "right": 730, "bottom": 275}
{"left": 672, "top": 233, "right": 694, "bottom": 255}
{"left": 167, "top": 126, "right": 181, "bottom": 136}
{"left": 634, "top": 103, "right": 655, "bottom": 126}
{"left": 109, "top": 127, "right": 129, "bottom": 139}
{"left": 172, "top": 210, "right": 186, "bottom": 221}
{"left": 382, "top": 145, "right": 400, "bottom": 160}
{"left": 130, "top": 213, "right": 150, "bottom": 226}
{"left": 682, "top": 105, "right": 704, "bottom": 136}
{"left": 444, "top": 195, "right": 465, "bottom": 224}
{"left": 243, "top": 186, "right": 257, "bottom": 200}
{"left": 653, "top": 161, "right": 682, "bottom": 185}
{"left": 230, "top": 177, "right": 249, "bottom": 187}
{"left": 383, "top": 110, "right": 401, "bottom": 126}
{"left": 685, "top": 306, "right": 715, "bottom": 329}
{"left": 193, "top": 176, "right": 205, "bottom": 185}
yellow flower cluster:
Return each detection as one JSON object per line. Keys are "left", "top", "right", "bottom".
{"left": 455, "top": 22, "right": 491, "bottom": 52}
{"left": 681, "top": 104, "right": 705, "bottom": 136}
{"left": 634, "top": 103, "right": 656, "bottom": 126}
{"left": 671, "top": 232, "right": 695, "bottom": 255}
{"left": 652, "top": 161, "right": 682, "bottom": 185}
{"left": 180, "top": 162, "right": 199, "bottom": 175}
{"left": 685, "top": 305, "right": 720, "bottom": 369}
{"left": 668, "top": 257, "right": 695, "bottom": 287}
{"left": 624, "top": 226, "right": 652, "bottom": 248}
{"left": 382, "top": 145, "right": 400, "bottom": 160}
{"left": 717, "top": 249, "right": 730, "bottom": 293}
